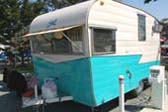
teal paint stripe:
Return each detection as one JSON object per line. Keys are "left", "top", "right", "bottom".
{"left": 32, "top": 55, "right": 160, "bottom": 107}
{"left": 32, "top": 56, "right": 95, "bottom": 106}
{"left": 90, "top": 55, "right": 160, "bottom": 106}
{"left": 88, "top": 58, "right": 97, "bottom": 107}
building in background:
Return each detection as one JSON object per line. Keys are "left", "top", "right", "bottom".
{"left": 161, "top": 18, "right": 168, "bottom": 39}
{"left": 160, "top": 18, "right": 168, "bottom": 62}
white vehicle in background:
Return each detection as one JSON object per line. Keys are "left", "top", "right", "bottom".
{"left": 0, "top": 44, "right": 9, "bottom": 65}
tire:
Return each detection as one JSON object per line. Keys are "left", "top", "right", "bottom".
{"left": 135, "top": 81, "right": 144, "bottom": 95}
{"left": 130, "top": 80, "right": 144, "bottom": 97}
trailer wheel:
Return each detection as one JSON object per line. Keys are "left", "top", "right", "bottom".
{"left": 130, "top": 80, "right": 144, "bottom": 97}
{"left": 135, "top": 80, "right": 144, "bottom": 95}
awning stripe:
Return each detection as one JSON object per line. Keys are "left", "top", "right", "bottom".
{"left": 23, "top": 25, "right": 80, "bottom": 37}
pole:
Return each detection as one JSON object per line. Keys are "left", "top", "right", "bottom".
{"left": 119, "top": 75, "right": 125, "bottom": 112}
{"left": 164, "top": 79, "right": 167, "bottom": 106}
{"left": 34, "top": 85, "right": 38, "bottom": 99}
{"left": 34, "top": 77, "right": 39, "bottom": 112}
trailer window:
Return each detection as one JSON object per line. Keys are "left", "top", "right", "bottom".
{"left": 138, "top": 14, "right": 146, "bottom": 41}
{"left": 92, "top": 28, "right": 116, "bottom": 54}
{"left": 31, "top": 26, "right": 84, "bottom": 55}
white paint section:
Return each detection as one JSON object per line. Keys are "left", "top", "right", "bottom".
{"left": 88, "top": 0, "right": 160, "bottom": 63}
{"left": 29, "top": 0, "right": 95, "bottom": 33}
{"left": 88, "top": 28, "right": 93, "bottom": 57}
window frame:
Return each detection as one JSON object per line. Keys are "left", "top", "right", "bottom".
{"left": 138, "top": 14, "right": 146, "bottom": 41}
{"left": 30, "top": 26, "right": 85, "bottom": 55}
{"left": 91, "top": 27, "right": 116, "bottom": 55}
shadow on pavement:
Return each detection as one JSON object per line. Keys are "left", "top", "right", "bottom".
{"left": 0, "top": 89, "right": 21, "bottom": 112}
{"left": 125, "top": 105, "right": 144, "bottom": 112}
{"left": 22, "top": 98, "right": 119, "bottom": 112}
{"left": 21, "top": 90, "right": 141, "bottom": 112}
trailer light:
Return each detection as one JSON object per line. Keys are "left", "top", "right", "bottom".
{"left": 100, "top": 1, "right": 104, "bottom": 6}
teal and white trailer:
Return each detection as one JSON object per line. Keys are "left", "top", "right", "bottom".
{"left": 25, "top": 0, "right": 161, "bottom": 107}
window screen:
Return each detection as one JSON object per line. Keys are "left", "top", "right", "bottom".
{"left": 138, "top": 14, "right": 146, "bottom": 41}
{"left": 93, "top": 28, "right": 116, "bottom": 54}
{"left": 31, "top": 26, "right": 84, "bottom": 55}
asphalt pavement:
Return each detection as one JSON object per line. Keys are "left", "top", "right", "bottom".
{"left": 0, "top": 74, "right": 22, "bottom": 112}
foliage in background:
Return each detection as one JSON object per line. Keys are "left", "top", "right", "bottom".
{"left": 42, "top": 0, "right": 86, "bottom": 11}
{"left": 16, "top": 63, "right": 34, "bottom": 74}
{"left": 144, "top": 0, "right": 158, "bottom": 3}
{"left": 20, "top": 0, "right": 47, "bottom": 28}
{"left": 0, "top": 0, "right": 46, "bottom": 40}
{"left": 0, "top": 0, "right": 21, "bottom": 39}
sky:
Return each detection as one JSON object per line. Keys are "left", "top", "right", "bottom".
{"left": 122, "top": 0, "right": 168, "bottom": 20}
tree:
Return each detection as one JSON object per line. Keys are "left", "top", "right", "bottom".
{"left": 43, "top": 0, "right": 87, "bottom": 11}
{"left": 0, "top": 0, "right": 21, "bottom": 39}
{"left": 144, "top": 0, "right": 158, "bottom": 4}
{"left": 20, "top": 0, "right": 47, "bottom": 27}
{"left": 0, "top": 0, "right": 46, "bottom": 39}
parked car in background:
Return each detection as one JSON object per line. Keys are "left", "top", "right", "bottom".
{"left": 0, "top": 44, "right": 9, "bottom": 65}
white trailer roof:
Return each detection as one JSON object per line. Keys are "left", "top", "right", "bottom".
{"left": 29, "top": 0, "right": 95, "bottom": 33}
{"left": 29, "top": 0, "right": 158, "bottom": 35}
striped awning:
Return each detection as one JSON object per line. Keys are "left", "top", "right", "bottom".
{"left": 23, "top": 25, "right": 80, "bottom": 37}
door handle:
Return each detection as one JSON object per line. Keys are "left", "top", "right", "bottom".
{"left": 126, "top": 69, "right": 132, "bottom": 79}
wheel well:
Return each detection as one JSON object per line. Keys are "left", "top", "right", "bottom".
{"left": 142, "top": 78, "right": 151, "bottom": 88}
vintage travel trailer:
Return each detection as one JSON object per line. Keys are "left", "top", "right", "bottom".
{"left": 26, "top": 0, "right": 161, "bottom": 107}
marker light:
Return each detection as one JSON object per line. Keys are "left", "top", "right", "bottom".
{"left": 100, "top": 1, "right": 104, "bottom": 6}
